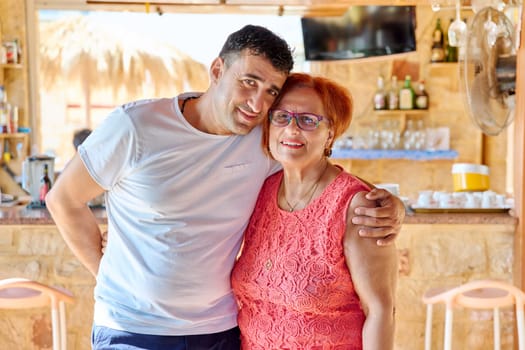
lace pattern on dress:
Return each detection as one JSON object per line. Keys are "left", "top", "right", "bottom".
{"left": 232, "top": 170, "right": 370, "bottom": 349}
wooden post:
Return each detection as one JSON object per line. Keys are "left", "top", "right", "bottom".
{"left": 516, "top": 7, "right": 525, "bottom": 289}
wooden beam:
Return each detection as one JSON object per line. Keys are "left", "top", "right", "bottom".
{"left": 84, "top": 0, "right": 425, "bottom": 16}
{"left": 516, "top": 4, "right": 525, "bottom": 288}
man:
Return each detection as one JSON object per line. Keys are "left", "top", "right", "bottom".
{"left": 46, "top": 25, "right": 404, "bottom": 349}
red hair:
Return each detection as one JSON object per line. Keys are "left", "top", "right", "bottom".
{"left": 262, "top": 72, "right": 353, "bottom": 157}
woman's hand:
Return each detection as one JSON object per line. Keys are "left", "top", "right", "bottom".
{"left": 351, "top": 188, "right": 405, "bottom": 246}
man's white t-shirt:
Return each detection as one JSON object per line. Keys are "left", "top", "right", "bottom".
{"left": 79, "top": 94, "right": 280, "bottom": 335}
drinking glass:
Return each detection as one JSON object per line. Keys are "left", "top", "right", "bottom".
{"left": 484, "top": 8, "right": 498, "bottom": 47}
{"left": 448, "top": 1, "right": 467, "bottom": 47}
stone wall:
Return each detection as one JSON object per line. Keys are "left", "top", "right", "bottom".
{"left": 395, "top": 223, "right": 516, "bottom": 349}
{"left": 0, "top": 225, "right": 98, "bottom": 350}
{"left": 1, "top": 1, "right": 512, "bottom": 201}
{"left": 311, "top": 6, "right": 510, "bottom": 200}
{"left": 0, "top": 222, "right": 517, "bottom": 349}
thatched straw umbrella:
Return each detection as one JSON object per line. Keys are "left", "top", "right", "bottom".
{"left": 39, "top": 15, "right": 209, "bottom": 127}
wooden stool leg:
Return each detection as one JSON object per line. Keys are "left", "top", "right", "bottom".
{"left": 425, "top": 304, "right": 433, "bottom": 350}
{"left": 516, "top": 305, "right": 525, "bottom": 350}
{"left": 444, "top": 306, "right": 453, "bottom": 350}
{"left": 51, "top": 306, "right": 60, "bottom": 350}
{"left": 493, "top": 307, "right": 501, "bottom": 350}
{"left": 60, "top": 301, "right": 67, "bottom": 350}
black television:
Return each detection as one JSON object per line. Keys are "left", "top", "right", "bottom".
{"left": 301, "top": 6, "right": 417, "bottom": 61}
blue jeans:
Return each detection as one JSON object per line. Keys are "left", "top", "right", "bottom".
{"left": 92, "top": 325, "right": 240, "bottom": 350}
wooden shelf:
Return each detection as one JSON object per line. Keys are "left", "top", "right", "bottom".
{"left": 373, "top": 109, "right": 428, "bottom": 132}
{"left": 0, "top": 133, "right": 30, "bottom": 173}
{"left": 374, "top": 109, "right": 428, "bottom": 116}
{"left": 0, "top": 132, "right": 29, "bottom": 139}
{"left": 428, "top": 62, "right": 459, "bottom": 68}
{"left": 0, "top": 63, "right": 23, "bottom": 70}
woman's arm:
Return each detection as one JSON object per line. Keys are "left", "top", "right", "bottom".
{"left": 344, "top": 191, "right": 398, "bottom": 350}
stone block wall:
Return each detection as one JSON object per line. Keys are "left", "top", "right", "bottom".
{"left": 394, "top": 223, "right": 516, "bottom": 349}
{"left": 310, "top": 6, "right": 510, "bottom": 200}
{"left": 0, "top": 222, "right": 517, "bottom": 349}
{"left": 1, "top": 1, "right": 512, "bottom": 201}
{"left": 0, "top": 225, "right": 98, "bottom": 350}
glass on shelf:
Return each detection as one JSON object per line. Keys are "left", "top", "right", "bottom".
{"left": 402, "top": 119, "right": 427, "bottom": 150}
{"left": 380, "top": 119, "right": 401, "bottom": 150}
{"left": 333, "top": 136, "right": 353, "bottom": 150}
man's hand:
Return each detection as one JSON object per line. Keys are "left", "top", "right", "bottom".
{"left": 101, "top": 231, "right": 108, "bottom": 254}
{"left": 351, "top": 188, "right": 405, "bottom": 246}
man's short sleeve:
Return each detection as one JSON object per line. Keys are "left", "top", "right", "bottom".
{"left": 78, "top": 107, "right": 137, "bottom": 190}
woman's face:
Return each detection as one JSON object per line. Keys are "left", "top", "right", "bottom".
{"left": 268, "top": 87, "right": 333, "bottom": 167}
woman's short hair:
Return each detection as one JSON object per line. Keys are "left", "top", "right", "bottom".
{"left": 262, "top": 72, "right": 353, "bottom": 157}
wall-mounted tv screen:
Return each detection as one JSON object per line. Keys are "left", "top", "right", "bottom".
{"left": 301, "top": 6, "right": 417, "bottom": 61}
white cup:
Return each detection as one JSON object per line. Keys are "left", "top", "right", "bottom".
{"left": 465, "top": 193, "right": 480, "bottom": 208}
{"left": 495, "top": 194, "right": 506, "bottom": 208}
{"left": 481, "top": 191, "right": 496, "bottom": 208}
{"left": 439, "top": 192, "right": 453, "bottom": 208}
{"left": 417, "top": 191, "right": 434, "bottom": 208}
{"left": 375, "top": 183, "right": 400, "bottom": 196}
{"left": 452, "top": 192, "right": 466, "bottom": 208}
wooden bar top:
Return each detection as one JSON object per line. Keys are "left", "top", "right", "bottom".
{"left": 0, "top": 205, "right": 517, "bottom": 226}
{"left": 0, "top": 205, "right": 107, "bottom": 225}
{"left": 403, "top": 211, "right": 517, "bottom": 225}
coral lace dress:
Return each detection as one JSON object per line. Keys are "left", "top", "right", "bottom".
{"left": 231, "top": 170, "right": 370, "bottom": 349}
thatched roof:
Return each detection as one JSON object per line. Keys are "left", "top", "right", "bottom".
{"left": 39, "top": 15, "right": 210, "bottom": 97}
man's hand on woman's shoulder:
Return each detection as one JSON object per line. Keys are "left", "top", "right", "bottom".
{"left": 351, "top": 188, "right": 405, "bottom": 246}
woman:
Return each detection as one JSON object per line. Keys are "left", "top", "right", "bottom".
{"left": 231, "top": 73, "right": 398, "bottom": 349}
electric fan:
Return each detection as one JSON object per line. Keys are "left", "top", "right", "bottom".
{"left": 460, "top": 6, "right": 517, "bottom": 136}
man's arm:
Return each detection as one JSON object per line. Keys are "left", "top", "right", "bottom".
{"left": 352, "top": 176, "right": 405, "bottom": 246}
{"left": 46, "top": 153, "right": 105, "bottom": 277}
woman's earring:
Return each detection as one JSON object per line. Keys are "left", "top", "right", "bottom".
{"left": 324, "top": 148, "right": 332, "bottom": 157}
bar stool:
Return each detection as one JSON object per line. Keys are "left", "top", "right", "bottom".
{"left": 0, "top": 278, "right": 75, "bottom": 350}
{"left": 422, "top": 279, "right": 525, "bottom": 350}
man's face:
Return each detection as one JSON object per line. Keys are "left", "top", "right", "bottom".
{"left": 210, "top": 52, "right": 288, "bottom": 136}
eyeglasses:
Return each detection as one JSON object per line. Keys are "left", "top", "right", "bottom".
{"left": 269, "top": 109, "right": 328, "bottom": 131}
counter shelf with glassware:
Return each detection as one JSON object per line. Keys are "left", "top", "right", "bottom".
{"left": 331, "top": 148, "right": 458, "bottom": 160}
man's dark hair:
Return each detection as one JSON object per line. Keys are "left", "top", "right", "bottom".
{"left": 219, "top": 25, "right": 294, "bottom": 75}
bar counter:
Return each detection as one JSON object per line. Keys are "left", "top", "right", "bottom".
{"left": 0, "top": 206, "right": 519, "bottom": 349}
{"left": 0, "top": 205, "right": 517, "bottom": 225}
{"left": 0, "top": 205, "right": 107, "bottom": 224}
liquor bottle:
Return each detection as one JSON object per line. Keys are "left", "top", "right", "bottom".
{"left": 0, "top": 20, "right": 4, "bottom": 64}
{"left": 415, "top": 80, "right": 429, "bottom": 109}
{"left": 39, "top": 164, "right": 52, "bottom": 206}
{"left": 430, "top": 18, "right": 445, "bottom": 63}
{"left": 0, "top": 86, "right": 7, "bottom": 133}
{"left": 387, "top": 76, "right": 399, "bottom": 110}
{"left": 13, "top": 39, "right": 21, "bottom": 64}
{"left": 399, "top": 75, "right": 415, "bottom": 110}
{"left": 373, "top": 75, "right": 387, "bottom": 110}
{"left": 2, "top": 138, "right": 11, "bottom": 164}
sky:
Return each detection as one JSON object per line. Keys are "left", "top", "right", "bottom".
{"left": 39, "top": 10, "right": 304, "bottom": 67}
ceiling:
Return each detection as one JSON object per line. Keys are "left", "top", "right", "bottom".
{"left": 33, "top": 0, "right": 523, "bottom": 16}
{"left": 33, "top": 0, "right": 475, "bottom": 16}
